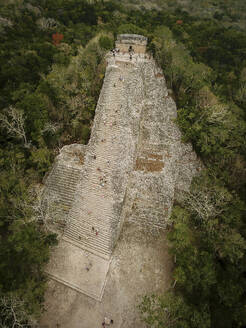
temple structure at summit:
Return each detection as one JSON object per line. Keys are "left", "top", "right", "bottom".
{"left": 115, "top": 34, "right": 147, "bottom": 54}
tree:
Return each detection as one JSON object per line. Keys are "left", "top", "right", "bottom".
{"left": 0, "top": 106, "right": 29, "bottom": 147}
{"left": 181, "top": 180, "right": 232, "bottom": 223}
{"left": 52, "top": 32, "right": 64, "bottom": 46}
{"left": 0, "top": 293, "right": 37, "bottom": 328}
{"left": 39, "top": 33, "right": 108, "bottom": 144}
{"left": 36, "top": 17, "right": 59, "bottom": 31}
{"left": 139, "top": 292, "right": 211, "bottom": 328}
{"left": 152, "top": 26, "right": 212, "bottom": 103}
{"left": 29, "top": 188, "right": 70, "bottom": 237}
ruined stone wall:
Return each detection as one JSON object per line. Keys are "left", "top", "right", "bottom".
{"left": 42, "top": 144, "right": 87, "bottom": 231}
{"left": 115, "top": 42, "right": 146, "bottom": 54}
{"left": 115, "top": 34, "right": 147, "bottom": 54}
{"left": 116, "top": 34, "right": 147, "bottom": 44}
{"left": 119, "top": 59, "right": 201, "bottom": 232}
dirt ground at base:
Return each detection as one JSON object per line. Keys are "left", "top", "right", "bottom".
{"left": 39, "top": 223, "right": 173, "bottom": 328}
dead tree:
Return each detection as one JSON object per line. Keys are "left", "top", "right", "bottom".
{"left": 0, "top": 106, "right": 29, "bottom": 147}
{"left": 30, "top": 188, "right": 70, "bottom": 237}
{"left": 0, "top": 294, "right": 37, "bottom": 328}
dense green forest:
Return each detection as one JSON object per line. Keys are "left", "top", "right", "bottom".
{"left": 0, "top": 0, "right": 245, "bottom": 326}
{"left": 116, "top": 0, "right": 246, "bottom": 30}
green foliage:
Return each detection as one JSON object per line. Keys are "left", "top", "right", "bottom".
{"left": 169, "top": 206, "right": 217, "bottom": 297}
{"left": 141, "top": 173, "right": 246, "bottom": 327}
{"left": 99, "top": 35, "right": 113, "bottom": 49}
{"left": 140, "top": 292, "right": 211, "bottom": 328}
{"left": 152, "top": 26, "right": 212, "bottom": 103}
{"left": 30, "top": 146, "right": 52, "bottom": 175}
{"left": 39, "top": 35, "right": 107, "bottom": 144}
{"left": 0, "top": 1, "right": 107, "bottom": 325}
{"left": 140, "top": 16, "right": 246, "bottom": 328}
{"left": 117, "top": 23, "right": 146, "bottom": 36}
{"left": 0, "top": 172, "right": 57, "bottom": 324}
{"left": 152, "top": 26, "right": 246, "bottom": 191}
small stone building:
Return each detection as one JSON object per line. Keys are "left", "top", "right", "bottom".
{"left": 115, "top": 34, "right": 147, "bottom": 54}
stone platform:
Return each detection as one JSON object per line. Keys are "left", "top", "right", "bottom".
{"left": 46, "top": 239, "right": 110, "bottom": 301}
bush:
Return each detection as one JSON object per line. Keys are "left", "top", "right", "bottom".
{"left": 99, "top": 35, "right": 113, "bottom": 50}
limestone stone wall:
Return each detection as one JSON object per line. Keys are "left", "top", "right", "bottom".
{"left": 42, "top": 144, "right": 86, "bottom": 231}
{"left": 120, "top": 60, "right": 201, "bottom": 231}
{"left": 116, "top": 34, "right": 147, "bottom": 44}
{"left": 115, "top": 42, "right": 146, "bottom": 54}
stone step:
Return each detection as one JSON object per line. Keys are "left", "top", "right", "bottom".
{"left": 74, "top": 195, "right": 114, "bottom": 207}
{"left": 70, "top": 218, "right": 118, "bottom": 237}
{"left": 71, "top": 192, "right": 112, "bottom": 204}
{"left": 51, "top": 172, "right": 81, "bottom": 182}
{"left": 64, "top": 227, "right": 112, "bottom": 256}
{"left": 69, "top": 211, "right": 118, "bottom": 232}
{"left": 74, "top": 194, "right": 114, "bottom": 205}
{"left": 45, "top": 188, "right": 75, "bottom": 203}
{"left": 65, "top": 221, "right": 112, "bottom": 246}
{"left": 49, "top": 166, "right": 81, "bottom": 177}
{"left": 70, "top": 205, "right": 113, "bottom": 220}
{"left": 47, "top": 181, "right": 78, "bottom": 193}
{"left": 69, "top": 209, "right": 118, "bottom": 228}
{"left": 42, "top": 192, "right": 74, "bottom": 207}
{"left": 51, "top": 170, "right": 81, "bottom": 182}
{"left": 64, "top": 230, "right": 111, "bottom": 257}
{"left": 47, "top": 179, "right": 80, "bottom": 191}
{"left": 80, "top": 187, "right": 113, "bottom": 198}
{"left": 55, "top": 164, "right": 82, "bottom": 172}
{"left": 68, "top": 220, "right": 113, "bottom": 244}
{"left": 84, "top": 175, "right": 114, "bottom": 185}
{"left": 48, "top": 171, "right": 80, "bottom": 181}
{"left": 62, "top": 235, "right": 111, "bottom": 261}
{"left": 49, "top": 172, "right": 81, "bottom": 184}
{"left": 46, "top": 177, "right": 78, "bottom": 189}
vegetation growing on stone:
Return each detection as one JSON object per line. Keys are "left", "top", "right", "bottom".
{"left": 0, "top": 0, "right": 245, "bottom": 326}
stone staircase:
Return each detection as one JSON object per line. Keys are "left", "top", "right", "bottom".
{"left": 43, "top": 163, "right": 82, "bottom": 228}
{"left": 61, "top": 56, "right": 146, "bottom": 258}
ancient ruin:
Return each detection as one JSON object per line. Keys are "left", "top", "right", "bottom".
{"left": 41, "top": 34, "right": 201, "bottom": 328}
{"left": 115, "top": 34, "right": 147, "bottom": 54}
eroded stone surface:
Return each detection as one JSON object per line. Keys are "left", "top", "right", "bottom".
{"left": 46, "top": 239, "right": 109, "bottom": 300}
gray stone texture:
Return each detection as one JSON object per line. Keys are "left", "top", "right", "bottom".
{"left": 116, "top": 34, "right": 148, "bottom": 44}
